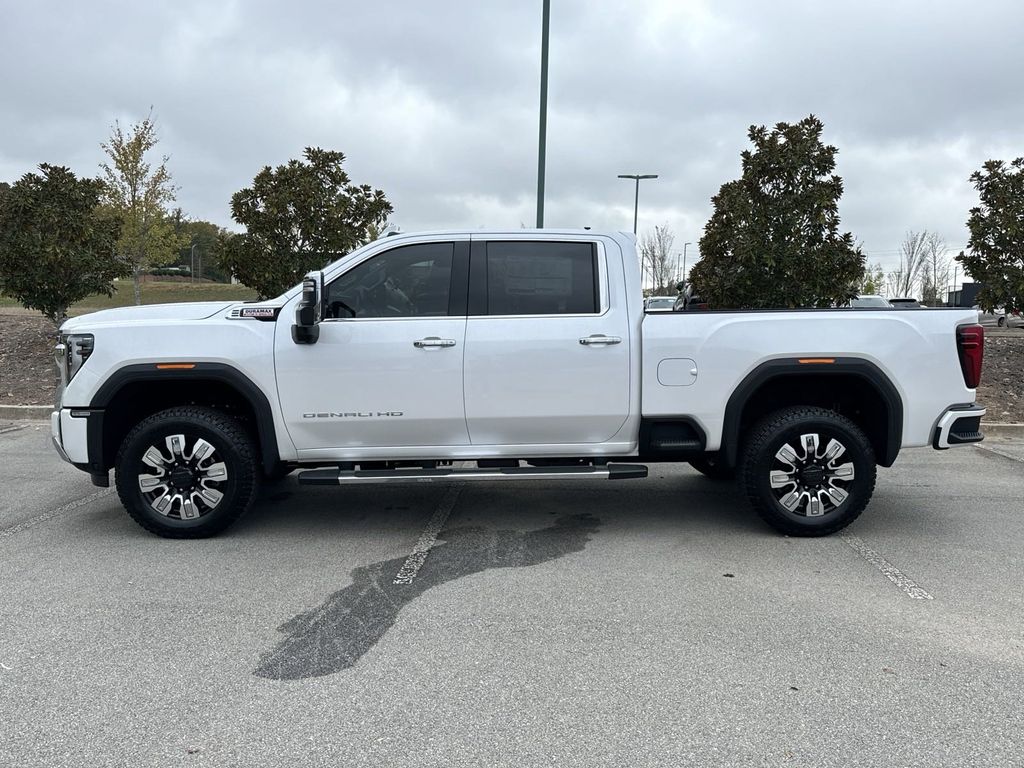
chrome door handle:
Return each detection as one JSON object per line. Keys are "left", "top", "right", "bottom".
{"left": 579, "top": 335, "right": 622, "bottom": 345}
{"left": 414, "top": 337, "right": 457, "bottom": 348}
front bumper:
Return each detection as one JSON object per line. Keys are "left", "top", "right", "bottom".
{"left": 933, "top": 404, "right": 986, "bottom": 449}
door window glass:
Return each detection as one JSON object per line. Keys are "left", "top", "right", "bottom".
{"left": 485, "top": 242, "right": 598, "bottom": 315}
{"left": 325, "top": 243, "right": 454, "bottom": 318}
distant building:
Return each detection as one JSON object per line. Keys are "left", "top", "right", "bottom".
{"left": 947, "top": 282, "right": 981, "bottom": 307}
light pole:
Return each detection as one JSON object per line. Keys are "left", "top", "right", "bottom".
{"left": 536, "top": 0, "right": 551, "bottom": 228}
{"left": 682, "top": 241, "right": 692, "bottom": 285}
{"left": 617, "top": 173, "right": 658, "bottom": 234}
{"left": 190, "top": 243, "right": 197, "bottom": 284}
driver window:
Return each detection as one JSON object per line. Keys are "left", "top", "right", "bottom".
{"left": 325, "top": 242, "right": 454, "bottom": 319}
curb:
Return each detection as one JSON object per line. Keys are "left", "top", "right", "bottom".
{"left": 0, "top": 405, "right": 52, "bottom": 421}
{"left": 982, "top": 423, "right": 1024, "bottom": 438}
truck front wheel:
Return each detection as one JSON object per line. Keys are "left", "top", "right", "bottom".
{"left": 740, "top": 406, "right": 876, "bottom": 536}
{"left": 114, "top": 406, "right": 259, "bottom": 538}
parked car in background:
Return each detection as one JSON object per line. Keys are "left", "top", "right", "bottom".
{"left": 644, "top": 296, "right": 677, "bottom": 312}
{"left": 977, "top": 307, "right": 1024, "bottom": 328}
{"left": 849, "top": 295, "right": 892, "bottom": 308}
{"left": 889, "top": 297, "right": 922, "bottom": 309}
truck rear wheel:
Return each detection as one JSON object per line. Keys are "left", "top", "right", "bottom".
{"left": 114, "top": 406, "right": 259, "bottom": 538}
{"left": 740, "top": 406, "right": 876, "bottom": 536}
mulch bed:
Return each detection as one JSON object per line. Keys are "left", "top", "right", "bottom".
{"left": 3, "top": 310, "right": 1023, "bottom": 422}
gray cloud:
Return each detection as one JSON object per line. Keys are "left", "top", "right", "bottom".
{"left": 1, "top": 0, "right": 1021, "bottom": 276}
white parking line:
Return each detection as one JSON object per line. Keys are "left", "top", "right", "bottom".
{"left": 975, "top": 444, "right": 1024, "bottom": 463}
{"left": 840, "top": 534, "right": 934, "bottom": 600}
{"left": 0, "top": 488, "right": 114, "bottom": 539}
{"left": 393, "top": 484, "right": 462, "bottom": 585}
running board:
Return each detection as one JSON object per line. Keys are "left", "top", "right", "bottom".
{"left": 297, "top": 463, "right": 648, "bottom": 485}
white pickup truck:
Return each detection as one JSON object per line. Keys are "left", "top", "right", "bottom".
{"left": 51, "top": 230, "right": 986, "bottom": 538}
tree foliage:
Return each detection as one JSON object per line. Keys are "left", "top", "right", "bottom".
{"left": 0, "top": 165, "right": 125, "bottom": 324}
{"left": 100, "top": 113, "right": 183, "bottom": 304}
{"left": 688, "top": 116, "right": 864, "bottom": 308}
{"left": 219, "top": 147, "right": 393, "bottom": 299}
{"left": 860, "top": 261, "right": 886, "bottom": 296}
{"left": 956, "top": 158, "right": 1024, "bottom": 312}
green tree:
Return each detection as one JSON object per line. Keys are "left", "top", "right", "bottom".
{"left": 0, "top": 165, "right": 125, "bottom": 324}
{"left": 689, "top": 116, "right": 864, "bottom": 308}
{"left": 860, "top": 261, "right": 886, "bottom": 295}
{"left": 956, "top": 158, "right": 1024, "bottom": 312}
{"left": 100, "top": 113, "right": 183, "bottom": 304}
{"left": 220, "top": 147, "right": 393, "bottom": 298}
{"left": 169, "top": 212, "right": 232, "bottom": 282}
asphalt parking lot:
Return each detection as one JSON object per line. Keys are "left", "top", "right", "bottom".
{"left": 1, "top": 422, "right": 1022, "bottom": 767}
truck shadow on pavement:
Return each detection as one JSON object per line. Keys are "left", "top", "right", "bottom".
{"left": 254, "top": 513, "right": 600, "bottom": 680}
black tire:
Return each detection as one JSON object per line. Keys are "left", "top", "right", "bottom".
{"left": 688, "top": 455, "right": 735, "bottom": 481}
{"left": 740, "top": 406, "right": 876, "bottom": 537}
{"left": 997, "top": 316, "right": 1006, "bottom": 327}
{"left": 262, "top": 463, "right": 294, "bottom": 485}
{"left": 115, "top": 406, "right": 259, "bottom": 538}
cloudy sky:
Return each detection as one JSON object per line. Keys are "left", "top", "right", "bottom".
{"left": 2, "top": 0, "right": 1021, "bottom": 276}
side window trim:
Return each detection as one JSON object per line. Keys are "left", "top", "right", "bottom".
{"left": 467, "top": 239, "right": 605, "bottom": 318}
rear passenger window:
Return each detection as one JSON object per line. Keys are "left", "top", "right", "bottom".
{"left": 485, "top": 242, "right": 598, "bottom": 315}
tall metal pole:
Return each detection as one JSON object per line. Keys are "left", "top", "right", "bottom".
{"left": 536, "top": 0, "right": 550, "bottom": 228}
{"left": 190, "top": 243, "right": 197, "bottom": 284}
{"left": 682, "top": 242, "right": 691, "bottom": 284}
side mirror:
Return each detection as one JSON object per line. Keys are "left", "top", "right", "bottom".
{"left": 291, "top": 271, "right": 324, "bottom": 345}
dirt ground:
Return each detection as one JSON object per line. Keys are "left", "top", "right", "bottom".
{"left": 2, "top": 309, "right": 1023, "bottom": 422}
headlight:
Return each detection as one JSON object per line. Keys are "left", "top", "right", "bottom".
{"left": 54, "top": 333, "right": 94, "bottom": 398}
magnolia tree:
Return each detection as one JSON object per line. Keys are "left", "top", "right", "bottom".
{"left": 957, "top": 158, "right": 1024, "bottom": 312}
{"left": 219, "top": 148, "right": 393, "bottom": 299}
{"left": 688, "top": 116, "right": 864, "bottom": 308}
{"left": 0, "top": 165, "right": 125, "bottom": 325}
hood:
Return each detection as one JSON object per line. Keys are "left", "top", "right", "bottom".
{"left": 61, "top": 301, "right": 236, "bottom": 332}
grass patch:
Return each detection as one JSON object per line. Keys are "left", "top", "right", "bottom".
{"left": 0, "top": 281, "right": 258, "bottom": 313}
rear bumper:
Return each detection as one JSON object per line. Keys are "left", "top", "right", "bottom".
{"left": 933, "top": 404, "right": 986, "bottom": 449}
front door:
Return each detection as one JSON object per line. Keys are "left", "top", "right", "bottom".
{"left": 275, "top": 240, "right": 470, "bottom": 454}
{"left": 462, "top": 238, "right": 631, "bottom": 446}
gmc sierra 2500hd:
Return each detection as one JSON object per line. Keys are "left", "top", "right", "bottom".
{"left": 51, "top": 230, "right": 985, "bottom": 538}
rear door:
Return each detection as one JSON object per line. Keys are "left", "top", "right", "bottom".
{"left": 462, "top": 237, "right": 631, "bottom": 446}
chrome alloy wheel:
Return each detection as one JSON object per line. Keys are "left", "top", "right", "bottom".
{"left": 768, "top": 433, "right": 855, "bottom": 517}
{"left": 137, "top": 434, "right": 228, "bottom": 520}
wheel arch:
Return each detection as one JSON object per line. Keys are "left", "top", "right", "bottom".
{"left": 85, "top": 363, "right": 281, "bottom": 476}
{"left": 722, "top": 358, "right": 903, "bottom": 469}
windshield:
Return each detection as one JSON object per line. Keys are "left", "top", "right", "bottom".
{"left": 851, "top": 296, "right": 891, "bottom": 308}
{"left": 646, "top": 297, "right": 676, "bottom": 309}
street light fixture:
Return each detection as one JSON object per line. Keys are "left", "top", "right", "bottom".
{"left": 682, "top": 242, "right": 692, "bottom": 284}
{"left": 617, "top": 173, "right": 658, "bottom": 235}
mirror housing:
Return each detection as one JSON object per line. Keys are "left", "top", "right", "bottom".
{"left": 291, "top": 271, "right": 324, "bottom": 345}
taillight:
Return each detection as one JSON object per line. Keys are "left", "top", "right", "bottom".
{"left": 956, "top": 324, "right": 984, "bottom": 389}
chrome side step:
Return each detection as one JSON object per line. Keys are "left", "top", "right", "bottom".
{"left": 297, "top": 463, "right": 648, "bottom": 486}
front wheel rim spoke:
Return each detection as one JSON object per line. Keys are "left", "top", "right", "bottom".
{"left": 775, "top": 444, "right": 800, "bottom": 468}
{"left": 822, "top": 439, "right": 846, "bottom": 463}
{"left": 142, "top": 447, "right": 167, "bottom": 470}
{"left": 829, "top": 462, "right": 855, "bottom": 480}
{"left": 807, "top": 493, "right": 824, "bottom": 517}
{"left": 779, "top": 490, "right": 803, "bottom": 511}
{"left": 770, "top": 470, "right": 795, "bottom": 489}
{"left": 198, "top": 486, "right": 223, "bottom": 508}
{"left": 138, "top": 475, "right": 166, "bottom": 491}
{"left": 152, "top": 490, "right": 175, "bottom": 515}
{"left": 201, "top": 462, "right": 228, "bottom": 481}
{"left": 181, "top": 495, "right": 200, "bottom": 519}
{"left": 801, "top": 433, "right": 820, "bottom": 460}
{"left": 189, "top": 438, "right": 215, "bottom": 463}
{"left": 166, "top": 434, "right": 186, "bottom": 458}
{"left": 824, "top": 484, "right": 848, "bottom": 506}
